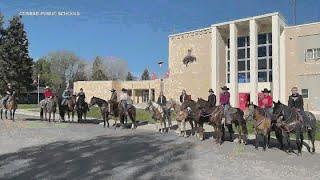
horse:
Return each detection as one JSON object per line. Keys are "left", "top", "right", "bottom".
{"left": 179, "top": 99, "right": 197, "bottom": 136}
{"left": 0, "top": 94, "right": 17, "bottom": 121}
{"left": 167, "top": 99, "right": 189, "bottom": 136}
{"left": 246, "top": 103, "right": 273, "bottom": 150}
{"left": 145, "top": 100, "right": 166, "bottom": 133}
{"left": 197, "top": 98, "right": 248, "bottom": 144}
{"left": 273, "top": 101, "right": 317, "bottom": 154}
{"left": 118, "top": 100, "right": 137, "bottom": 129}
{"left": 108, "top": 100, "right": 119, "bottom": 126}
{"left": 59, "top": 95, "right": 76, "bottom": 122}
{"left": 89, "top": 96, "right": 110, "bottom": 128}
{"left": 76, "top": 99, "right": 89, "bottom": 122}
{"left": 40, "top": 97, "right": 57, "bottom": 122}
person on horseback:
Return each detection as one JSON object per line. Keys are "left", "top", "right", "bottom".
{"left": 76, "top": 88, "right": 86, "bottom": 107}
{"left": 2, "top": 83, "right": 15, "bottom": 107}
{"left": 220, "top": 86, "right": 231, "bottom": 122}
{"left": 61, "top": 87, "right": 72, "bottom": 106}
{"left": 288, "top": 87, "right": 311, "bottom": 130}
{"left": 259, "top": 88, "right": 273, "bottom": 116}
{"left": 208, "top": 88, "right": 216, "bottom": 107}
{"left": 157, "top": 91, "right": 167, "bottom": 107}
{"left": 179, "top": 89, "right": 188, "bottom": 103}
{"left": 120, "top": 88, "right": 132, "bottom": 115}
{"left": 44, "top": 86, "right": 54, "bottom": 99}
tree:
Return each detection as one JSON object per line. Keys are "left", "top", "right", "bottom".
{"left": 92, "top": 56, "right": 108, "bottom": 80}
{"left": 141, "top": 68, "right": 150, "bottom": 80}
{"left": 0, "top": 12, "right": 5, "bottom": 92}
{"left": 73, "top": 61, "right": 88, "bottom": 82}
{"left": 1, "top": 15, "right": 33, "bottom": 93}
{"left": 126, "top": 72, "right": 135, "bottom": 81}
{"left": 33, "top": 58, "right": 51, "bottom": 87}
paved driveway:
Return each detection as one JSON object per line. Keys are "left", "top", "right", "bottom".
{"left": 0, "top": 114, "right": 320, "bottom": 180}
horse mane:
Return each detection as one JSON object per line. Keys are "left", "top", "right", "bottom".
{"left": 92, "top": 96, "right": 108, "bottom": 104}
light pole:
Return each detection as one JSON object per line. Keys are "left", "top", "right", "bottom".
{"left": 158, "top": 61, "right": 164, "bottom": 94}
{"left": 37, "top": 74, "right": 40, "bottom": 104}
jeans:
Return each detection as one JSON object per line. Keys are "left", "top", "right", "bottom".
{"left": 223, "top": 104, "right": 231, "bottom": 123}
{"left": 298, "top": 110, "right": 311, "bottom": 129}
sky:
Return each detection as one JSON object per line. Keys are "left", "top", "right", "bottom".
{"left": 0, "top": 0, "right": 320, "bottom": 76}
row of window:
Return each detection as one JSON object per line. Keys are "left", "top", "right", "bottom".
{"left": 226, "top": 33, "right": 273, "bottom": 83}
{"left": 305, "top": 48, "right": 320, "bottom": 61}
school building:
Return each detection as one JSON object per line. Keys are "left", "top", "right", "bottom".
{"left": 74, "top": 12, "right": 320, "bottom": 111}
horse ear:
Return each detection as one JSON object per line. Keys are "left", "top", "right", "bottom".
{"left": 278, "top": 100, "right": 280, "bottom": 103}
{"left": 273, "top": 101, "right": 276, "bottom": 104}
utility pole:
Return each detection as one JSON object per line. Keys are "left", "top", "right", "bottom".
{"left": 292, "top": 0, "right": 297, "bottom": 25}
{"left": 37, "top": 74, "right": 40, "bottom": 104}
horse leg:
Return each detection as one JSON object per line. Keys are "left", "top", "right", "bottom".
{"left": 189, "top": 119, "right": 194, "bottom": 136}
{"left": 10, "top": 110, "right": 12, "bottom": 120}
{"left": 254, "top": 132, "right": 259, "bottom": 149}
{"left": 12, "top": 109, "right": 16, "bottom": 121}
{"left": 72, "top": 111, "right": 74, "bottom": 122}
{"left": 1, "top": 109, "right": 3, "bottom": 120}
{"left": 40, "top": 108, "right": 44, "bottom": 120}
{"left": 183, "top": 120, "right": 187, "bottom": 137}
{"left": 236, "top": 125, "right": 242, "bottom": 144}
{"left": 286, "top": 133, "right": 292, "bottom": 153}
{"left": 296, "top": 130, "right": 302, "bottom": 155}
{"left": 5, "top": 109, "right": 8, "bottom": 119}
{"left": 263, "top": 133, "right": 267, "bottom": 151}
{"left": 308, "top": 130, "right": 316, "bottom": 153}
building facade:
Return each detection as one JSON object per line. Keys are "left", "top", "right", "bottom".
{"left": 74, "top": 12, "right": 320, "bottom": 111}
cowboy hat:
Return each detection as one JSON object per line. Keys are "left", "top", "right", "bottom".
{"left": 261, "top": 88, "right": 271, "bottom": 93}
{"left": 208, "top": 88, "right": 214, "bottom": 93}
{"left": 7, "top": 83, "right": 12, "bottom": 86}
{"left": 221, "top": 86, "right": 229, "bottom": 90}
{"left": 121, "top": 88, "right": 127, "bottom": 92}
{"left": 110, "top": 88, "right": 116, "bottom": 92}
{"left": 45, "top": 86, "right": 50, "bottom": 89}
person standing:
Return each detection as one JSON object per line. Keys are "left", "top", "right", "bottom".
{"left": 208, "top": 88, "right": 216, "bottom": 107}
{"left": 288, "top": 87, "right": 311, "bottom": 130}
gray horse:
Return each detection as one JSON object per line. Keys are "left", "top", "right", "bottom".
{"left": 40, "top": 97, "right": 57, "bottom": 122}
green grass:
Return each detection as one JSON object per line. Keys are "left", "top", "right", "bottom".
{"left": 18, "top": 104, "right": 39, "bottom": 109}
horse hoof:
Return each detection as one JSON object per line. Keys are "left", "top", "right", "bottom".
{"left": 312, "top": 148, "right": 315, "bottom": 153}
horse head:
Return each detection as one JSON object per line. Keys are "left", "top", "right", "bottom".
{"left": 272, "top": 100, "right": 284, "bottom": 118}
{"left": 89, "top": 96, "right": 96, "bottom": 107}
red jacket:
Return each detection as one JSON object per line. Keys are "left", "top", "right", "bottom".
{"left": 220, "top": 92, "right": 230, "bottom": 105}
{"left": 44, "top": 89, "right": 53, "bottom": 98}
{"left": 259, "top": 95, "right": 273, "bottom": 109}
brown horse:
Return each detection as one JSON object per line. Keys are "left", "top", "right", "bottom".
{"left": 118, "top": 101, "right": 137, "bottom": 129}
{"left": 246, "top": 103, "right": 271, "bottom": 150}
{"left": 1, "top": 95, "right": 17, "bottom": 121}
{"left": 89, "top": 96, "right": 109, "bottom": 127}
{"left": 196, "top": 98, "right": 248, "bottom": 144}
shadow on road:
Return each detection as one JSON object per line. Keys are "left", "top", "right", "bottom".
{"left": 0, "top": 132, "right": 194, "bottom": 180}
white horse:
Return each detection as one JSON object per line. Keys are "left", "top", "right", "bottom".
{"left": 146, "top": 100, "right": 167, "bottom": 133}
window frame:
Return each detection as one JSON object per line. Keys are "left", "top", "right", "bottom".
{"left": 301, "top": 89, "right": 309, "bottom": 99}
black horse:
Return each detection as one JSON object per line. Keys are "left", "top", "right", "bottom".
{"left": 76, "top": 99, "right": 89, "bottom": 122}
{"left": 89, "top": 96, "right": 109, "bottom": 128}
{"left": 273, "top": 101, "right": 317, "bottom": 154}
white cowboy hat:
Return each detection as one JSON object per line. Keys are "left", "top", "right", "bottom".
{"left": 45, "top": 86, "right": 50, "bottom": 89}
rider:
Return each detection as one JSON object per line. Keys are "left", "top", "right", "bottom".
{"left": 157, "top": 91, "right": 167, "bottom": 107}
{"left": 2, "top": 83, "right": 15, "bottom": 107}
{"left": 208, "top": 88, "right": 216, "bottom": 107}
{"left": 61, "top": 87, "right": 72, "bottom": 106}
{"left": 259, "top": 88, "right": 273, "bottom": 116}
{"left": 288, "top": 87, "right": 311, "bottom": 130}
{"left": 119, "top": 88, "right": 132, "bottom": 115}
{"left": 44, "top": 86, "right": 54, "bottom": 100}
{"left": 219, "top": 85, "right": 234, "bottom": 135}
{"left": 76, "top": 88, "right": 86, "bottom": 107}
{"left": 220, "top": 86, "right": 231, "bottom": 122}
{"left": 179, "top": 89, "right": 188, "bottom": 103}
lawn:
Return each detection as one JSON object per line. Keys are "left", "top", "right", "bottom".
{"left": 18, "top": 104, "right": 320, "bottom": 140}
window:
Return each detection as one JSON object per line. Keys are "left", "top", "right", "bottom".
{"left": 238, "top": 37, "right": 246, "bottom": 47}
{"left": 258, "top": 34, "right": 267, "bottom": 44}
{"left": 301, "top": 89, "right": 309, "bottom": 98}
{"left": 258, "top": 71, "right": 268, "bottom": 82}
{"left": 238, "top": 73, "right": 246, "bottom": 83}
{"left": 258, "top": 46, "right": 267, "bottom": 57}
{"left": 306, "top": 49, "right": 314, "bottom": 59}
{"left": 238, "top": 49, "right": 246, "bottom": 59}
{"left": 258, "top": 59, "right": 267, "bottom": 69}
{"left": 238, "top": 61, "right": 246, "bottom": 71}
{"left": 306, "top": 48, "right": 320, "bottom": 61}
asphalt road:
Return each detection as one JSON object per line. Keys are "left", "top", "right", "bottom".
{"left": 0, "top": 114, "right": 320, "bottom": 180}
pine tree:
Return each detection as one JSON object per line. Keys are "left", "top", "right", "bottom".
{"left": 0, "top": 13, "right": 6, "bottom": 92}
{"left": 126, "top": 72, "right": 135, "bottom": 81}
{"left": 92, "top": 56, "right": 108, "bottom": 80}
{"left": 141, "top": 68, "right": 150, "bottom": 80}
{"left": 2, "top": 15, "right": 33, "bottom": 93}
